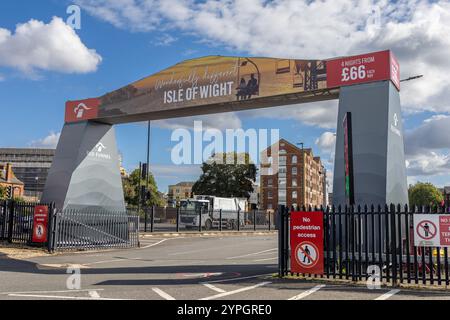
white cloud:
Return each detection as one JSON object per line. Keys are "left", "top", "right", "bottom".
{"left": 153, "top": 112, "right": 242, "bottom": 131}
{"left": 0, "top": 17, "right": 102, "bottom": 75}
{"left": 241, "top": 100, "right": 338, "bottom": 129}
{"left": 153, "top": 33, "right": 177, "bottom": 46}
{"left": 150, "top": 164, "right": 201, "bottom": 179}
{"left": 315, "top": 132, "right": 337, "bottom": 153}
{"left": 406, "top": 152, "right": 450, "bottom": 176}
{"left": 404, "top": 114, "right": 450, "bottom": 178}
{"left": 405, "top": 114, "right": 450, "bottom": 156}
{"left": 29, "top": 131, "right": 61, "bottom": 148}
{"left": 76, "top": 0, "right": 450, "bottom": 115}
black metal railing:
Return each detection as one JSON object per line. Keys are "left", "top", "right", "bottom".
{"left": 279, "top": 204, "right": 450, "bottom": 287}
{"left": 0, "top": 200, "right": 55, "bottom": 246}
{"left": 50, "top": 209, "right": 140, "bottom": 252}
{"left": 127, "top": 206, "right": 276, "bottom": 233}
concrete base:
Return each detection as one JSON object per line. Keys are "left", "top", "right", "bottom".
{"left": 41, "top": 121, "right": 125, "bottom": 212}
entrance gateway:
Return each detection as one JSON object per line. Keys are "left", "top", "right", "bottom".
{"left": 41, "top": 50, "right": 408, "bottom": 211}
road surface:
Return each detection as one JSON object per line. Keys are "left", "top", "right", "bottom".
{"left": 1, "top": 234, "right": 450, "bottom": 300}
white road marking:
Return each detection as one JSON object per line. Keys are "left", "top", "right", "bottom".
{"left": 7, "top": 293, "right": 125, "bottom": 300}
{"left": 88, "top": 290, "right": 101, "bottom": 299}
{"left": 200, "top": 282, "right": 271, "bottom": 300}
{"left": 152, "top": 288, "right": 176, "bottom": 300}
{"left": 288, "top": 284, "right": 326, "bottom": 300}
{"left": 202, "top": 283, "right": 227, "bottom": 293}
{"left": 253, "top": 257, "right": 278, "bottom": 262}
{"left": 374, "top": 289, "right": 400, "bottom": 300}
{"left": 0, "top": 289, "right": 104, "bottom": 295}
{"left": 227, "top": 248, "right": 277, "bottom": 259}
{"left": 202, "top": 273, "right": 273, "bottom": 284}
{"left": 141, "top": 238, "right": 168, "bottom": 249}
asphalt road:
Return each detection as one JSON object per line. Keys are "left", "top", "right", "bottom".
{"left": 1, "top": 234, "right": 450, "bottom": 300}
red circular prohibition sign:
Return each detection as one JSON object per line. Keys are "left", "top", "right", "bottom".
{"left": 416, "top": 220, "right": 437, "bottom": 240}
{"left": 294, "top": 241, "right": 320, "bottom": 269}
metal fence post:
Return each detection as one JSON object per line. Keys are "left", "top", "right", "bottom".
{"left": 46, "top": 203, "right": 55, "bottom": 253}
{"left": 237, "top": 209, "right": 240, "bottom": 231}
{"left": 7, "top": 201, "right": 14, "bottom": 243}
{"left": 150, "top": 206, "right": 154, "bottom": 232}
{"left": 278, "top": 205, "right": 285, "bottom": 277}
{"left": 1, "top": 200, "right": 7, "bottom": 240}
{"left": 176, "top": 207, "right": 180, "bottom": 232}
{"left": 219, "top": 209, "right": 222, "bottom": 231}
{"left": 268, "top": 211, "right": 271, "bottom": 231}
{"left": 144, "top": 206, "right": 148, "bottom": 233}
{"left": 391, "top": 204, "right": 398, "bottom": 286}
{"left": 199, "top": 207, "right": 202, "bottom": 232}
{"left": 253, "top": 209, "right": 256, "bottom": 231}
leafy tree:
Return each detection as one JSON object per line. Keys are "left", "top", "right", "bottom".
{"left": 192, "top": 152, "right": 257, "bottom": 198}
{"left": 0, "top": 185, "right": 6, "bottom": 200}
{"left": 122, "top": 168, "right": 163, "bottom": 207}
{"left": 408, "top": 182, "right": 444, "bottom": 207}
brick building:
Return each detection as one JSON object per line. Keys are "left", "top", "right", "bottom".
{"left": 260, "top": 139, "right": 326, "bottom": 210}
{"left": 0, "top": 163, "right": 24, "bottom": 198}
{"left": 168, "top": 182, "right": 195, "bottom": 206}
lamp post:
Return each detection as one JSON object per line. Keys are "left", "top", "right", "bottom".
{"left": 34, "top": 176, "right": 39, "bottom": 202}
{"left": 296, "top": 142, "right": 304, "bottom": 208}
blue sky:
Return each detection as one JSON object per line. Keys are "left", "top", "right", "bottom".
{"left": 1, "top": 0, "right": 450, "bottom": 193}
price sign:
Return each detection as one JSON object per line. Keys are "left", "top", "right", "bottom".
{"left": 327, "top": 50, "right": 400, "bottom": 91}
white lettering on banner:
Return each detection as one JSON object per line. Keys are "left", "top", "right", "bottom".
{"left": 164, "top": 81, "right": 234, "bottom": 104}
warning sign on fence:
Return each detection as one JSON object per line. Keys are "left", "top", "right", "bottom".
{"left": 32, "top": 205, "right": 49, "bottom": 243}
{"left": 290, "top": 211, "right": 324, "bottom": 274}
{"left": 414, "top": 214, "right": 450, "bottom": 247}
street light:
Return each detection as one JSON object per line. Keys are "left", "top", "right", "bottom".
{"left": 296, "top": 142, "right": 304, "bottom": 207}
{"left": 34, "top": 176, "right": 39, "bottom": 202}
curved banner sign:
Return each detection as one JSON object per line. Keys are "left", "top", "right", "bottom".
{"left": 65, "top": 50, "right": 400, "bottom": 124}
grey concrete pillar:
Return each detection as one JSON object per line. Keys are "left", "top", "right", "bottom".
{"left": 41, "top": 121, "right": 125, "bottom": 212}
{"left": 333, "top": 81, "right": 408, "bottom": 207}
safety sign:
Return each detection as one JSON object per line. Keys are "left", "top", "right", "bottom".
{"left": 290, "top": 211, "right": 324, "bottom": 274}
{"left": 32, "top": 205, "right": 49, "bottom": 243}
{"left": 413, "top": 214, "right": 450, "bottom": 247}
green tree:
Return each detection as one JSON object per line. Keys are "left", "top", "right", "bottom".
{"left": 408, "top": 182, "right": 444, "bottom": 207}
{"left": 122, "top": 168, "right": 163, "bottom": 207}
{"left": 0, "top": 185, "right": 6, "bottom": 200}
{"left": 192, "top": 152, "right": 257, "bottom": 198}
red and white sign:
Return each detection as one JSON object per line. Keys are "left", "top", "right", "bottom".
{"left": 32, "top": 205, "right": 49, "bottom": 243}
{"left": 65, "top": 98, "right": 101, "bottom": 123}
{"left": 290, "top": 211, "right": 324, "bottom": 274}
{"left": 414, "top": 214, "right": 450, "bottom": 247}
{"left": 327, "top": 50, "right": 400, "bottom": 91}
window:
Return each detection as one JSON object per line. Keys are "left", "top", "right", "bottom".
{"left": 292, "top": 167, "right": 297, "bottom": 175}
{"left": 279, "top": 177, "right": 286, "bottom": 186}
{"left": 292, "top": 178, "right": 297, "bottom": 187}
{"left": 268, "top": 191, "right": 273, "bottom": 199}
{"left": 292, "top": 155, "right": 297, "bottom": 164}
{"left": 292, "top": 191, "right": 297, "bottom": 199}
{"left": 267, "top": 204, "right": 273, "bottom": 209}
{"left": 268, "top": 178, "right": 273, "bottom": 186}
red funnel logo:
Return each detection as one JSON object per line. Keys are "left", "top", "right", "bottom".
{"left": 65, "top": 98, "right": 100, "bottom": 123}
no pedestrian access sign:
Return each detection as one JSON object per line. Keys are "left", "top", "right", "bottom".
{"left": 290, "top": 211, "right": 324, "bottom": 274}
{"left": 413, "top": 214, "right": 450, "bottom": 247}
